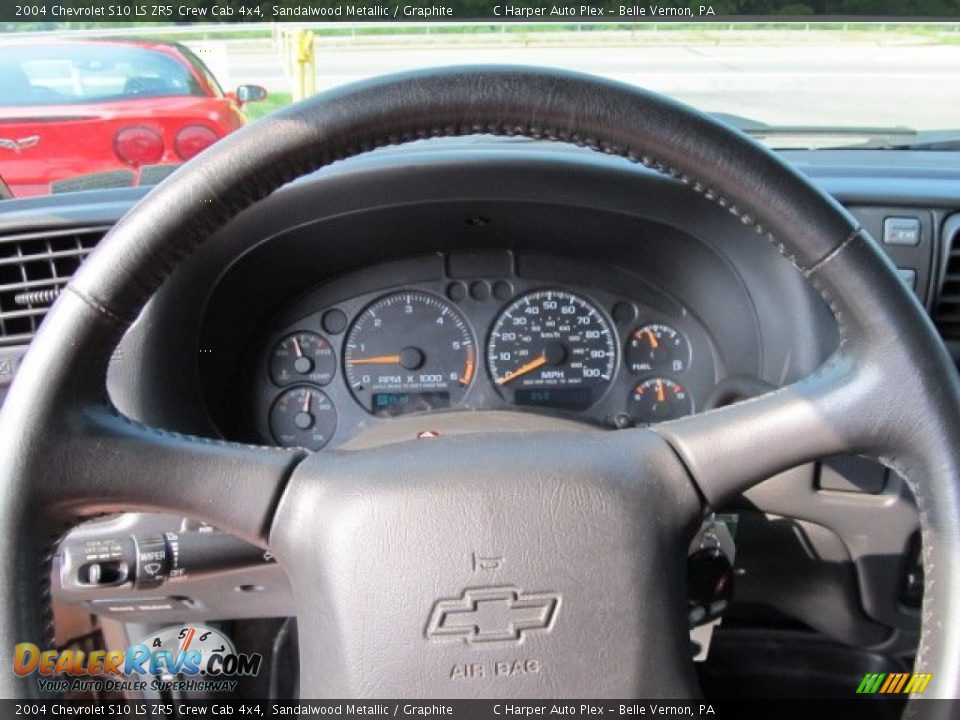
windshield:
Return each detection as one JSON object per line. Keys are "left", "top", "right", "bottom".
{"left": 0, "top": 43, "right": 205, "bottom": 106}
{"left": 1, "top": 22, "right": 958, "bottom": 200}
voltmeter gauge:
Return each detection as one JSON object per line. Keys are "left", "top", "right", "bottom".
{"left": 269, "top": 386, "right": 337, "bottom": 450}
{"left": 270, "top": 332, "right": 336, "bottom": 387}
{"left": 628, "top": 378, "right": 694, "bottom": 424}
{"left": 626, "top": 324, "right": 690, "bottom": 374}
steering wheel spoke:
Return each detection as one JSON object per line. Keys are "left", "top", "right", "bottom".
{"left": 41, "top": 407, "right": 305, "bottom": 546}
{"left": 654, "top": 346, "right": 880, "bottom": 507}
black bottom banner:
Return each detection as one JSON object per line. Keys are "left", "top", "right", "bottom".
{"left": 5, "top": 699, "right": 960, "bottom": 720}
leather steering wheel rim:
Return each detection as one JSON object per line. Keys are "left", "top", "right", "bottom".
{"left": 0, "top": 67, "right": 958, "bottom": 704}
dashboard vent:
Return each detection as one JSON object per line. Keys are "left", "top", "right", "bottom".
{"left": 0, "top": 226, "right": 107, "bottom": 346}
{"left": 935, "top": 218, "right": 960, "bottom": 342}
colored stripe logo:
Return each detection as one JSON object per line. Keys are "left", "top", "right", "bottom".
{"left": 857, "top": 672, "right": 932, "bottom": 694}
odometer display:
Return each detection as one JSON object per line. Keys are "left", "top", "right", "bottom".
{"left": 344, "top": 292, "right": 476, "bottom": 416}
{"left": 488, "top": 290, "right": 617, "bottom": 410}
{"left": 514, "top": 387, "right": 594, "bottom": 411}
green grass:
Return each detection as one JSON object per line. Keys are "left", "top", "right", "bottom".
{"left": 244, "top": 92, "right": 293, "bottom": 122}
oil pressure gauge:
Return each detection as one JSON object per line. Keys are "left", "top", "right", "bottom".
{"left": 269, "top": 386, "right": 337, "bottom": 450}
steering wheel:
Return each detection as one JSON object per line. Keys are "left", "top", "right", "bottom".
{"left": 1, "top": 68, "right": 958, "bottom": 704}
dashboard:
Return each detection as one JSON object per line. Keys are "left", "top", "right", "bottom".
{"left": 1, "top": 139, "right": 958, "bottom": 656}
{"left": 252, "top": 252, "right": 718, "bottom": 451}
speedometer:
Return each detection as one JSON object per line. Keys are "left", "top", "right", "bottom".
{"left": 488, "top": 289, "right": 617, "bottom": 411}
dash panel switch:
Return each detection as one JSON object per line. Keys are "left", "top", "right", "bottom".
{"left": 883, "top": 217, "right": 921, "bottom": 246}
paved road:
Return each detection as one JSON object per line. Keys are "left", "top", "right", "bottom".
{"left": 192, "top": 38, "right": 960, "bottom": 132}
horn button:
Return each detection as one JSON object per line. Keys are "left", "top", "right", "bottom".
{"left": 270, "top": 428, "right": 702, "bottom": 698}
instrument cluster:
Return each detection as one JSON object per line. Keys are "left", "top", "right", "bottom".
{"left": 251, "top": 257, "right": 718, "bottom": 451}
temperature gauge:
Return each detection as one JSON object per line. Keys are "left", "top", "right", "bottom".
{"left": 269, "top": 386, "right": 337, "bottom": 450}
{"left": 627, "top": 324, "right": 690, "bottom": 374}
{"left": 628, "top": 378, "right": 693, "bottom": 424}
{"left": 270, "top": 332, "right": 336, "bottom": 387}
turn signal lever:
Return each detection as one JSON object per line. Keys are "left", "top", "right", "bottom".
{"left": 60, "top": 528, "right": 272, "bottom": 591}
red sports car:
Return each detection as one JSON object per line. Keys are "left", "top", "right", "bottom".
{"left": 0, "top": 39, "right": 266, "bottom": 197}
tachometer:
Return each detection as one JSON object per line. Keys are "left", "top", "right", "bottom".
{"left": 344, "top": 292, "right": 476, "bottom": 416}
{"left": 488, "top": 289, "right": 616, "bottom": 410}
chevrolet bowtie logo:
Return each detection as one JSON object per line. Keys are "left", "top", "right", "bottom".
{"left": 0, "top": 136, "right": 40, "bottom": 154}
{"left": 426, "top": 586, "right": 559, "bottom": 644}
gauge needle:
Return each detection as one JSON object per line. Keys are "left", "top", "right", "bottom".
{"left": 292, "top": 336, "right": 303, "bottom": 358}
{"left": 347, "top": 355, "right": 402, "bottom": 365}
{"left": 460, "top": 346, "right": 476, "bottom": 386}
{"left": 497, "top": 354, "right": 547, "bottom": 386}
{"left": 302, "top": 391, "right": 312, "bottom": 413}
{"left": 656, "top": 380, "right": 666, "bottom": 403}
{"left": 180, "top": 626, "right": 196, "bottom": 653}
{"left": 644, "top": 329, "right": 659, "bottom": 349}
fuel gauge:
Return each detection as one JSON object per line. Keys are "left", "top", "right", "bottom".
{"left": 628, "top": 378, "right": 693, "bottom": 425}
{"left": 627, "top": 324, "right": 690, "bottom": 374}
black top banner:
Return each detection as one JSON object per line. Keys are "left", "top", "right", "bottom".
{"left": 2, "top": 0, "right": 960, "bottom": 24}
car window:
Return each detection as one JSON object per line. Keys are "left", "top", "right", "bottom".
{"left": 0, "top": 44, "right": 204, "bottom": 106}
{"left": 177, "top": 45, "right": 224, "bottom": 98}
